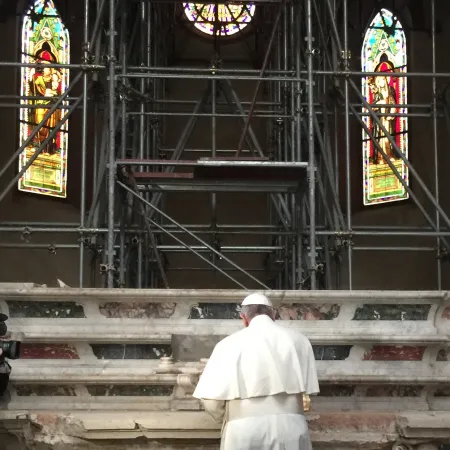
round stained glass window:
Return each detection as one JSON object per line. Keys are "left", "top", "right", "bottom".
{"left": 183, "top": 3, "right": 256, "bottom": 37}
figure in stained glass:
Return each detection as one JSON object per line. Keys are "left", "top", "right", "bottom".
{"left": 30, "top": 43, "right": 62, "bottom": 155}
{"left": 369, "top": 57, "right": 397, "bottom": 163}
{"left": 183, "top": 3, "right": 256, "bottom": 37}
{"left": 19, "top": 0, "right": 70, "bottom": 198}
{"left": 362, "top": 9, "right": 408, "bottom": 206}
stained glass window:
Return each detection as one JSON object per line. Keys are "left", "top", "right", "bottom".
{"left": 361, "top": 9, "right": 408, "bottom": 206}
{"left": 183, "top": 3, "right": 256, "bottom": 36}
{"left": 19, "top": 0, "right": 70, "bottom": 198}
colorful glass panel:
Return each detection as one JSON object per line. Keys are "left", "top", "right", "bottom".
{"left": 183, "top": 3, "right": 256, "bottom": 36}
{"left": 361, "top": 9, "right": 408, "bottom": 206}
{"left": 19, "top": 0, "right": 70, "bottom": 198}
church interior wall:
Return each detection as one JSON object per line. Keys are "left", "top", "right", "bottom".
{"left": 1, "top": 4, "right": 450, "bottom": 450}
{"left": 0, "top": 1, "right": 92, "bottom": 287}
{"left": 0, "top": 0, "right": 449, "bottom": 289}
{"left": 331, "top": 0, "right": 450, "bottom": 289}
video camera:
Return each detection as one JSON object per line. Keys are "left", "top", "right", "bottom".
{"left": 0, "top": 313, "right": 21, "bottom": 360}
{"left": 0, "top": 313, "right": 21, "bottom": 397}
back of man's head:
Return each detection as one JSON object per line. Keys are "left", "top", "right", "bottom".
{"left": 240, "top": 293, "right": 276, "bottom": 324}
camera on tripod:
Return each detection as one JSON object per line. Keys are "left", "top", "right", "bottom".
{"left": 0, "top": 313, "right": 21, "bottom": 397}
{"left": 0, "top": 313, "right": 21, "bottom": 360}
{"left": 0, "top": 340, "right": 20, "bottom": 360}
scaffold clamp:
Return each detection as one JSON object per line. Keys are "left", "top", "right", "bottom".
{"left": 20, "top": 227, "right": 32, "bottom": 243}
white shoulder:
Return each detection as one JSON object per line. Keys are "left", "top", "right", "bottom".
{"left": 283, "top": 327, "right": 313, "bottom": 349}
{"left": 213, "top": 327, "right": 247, "bottom": 353}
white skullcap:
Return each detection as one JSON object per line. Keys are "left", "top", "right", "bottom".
{"left": 241, "top": 293, "right": 273, "bottom": 307}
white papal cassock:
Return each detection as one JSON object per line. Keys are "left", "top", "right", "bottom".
{"left": 193, "top": 313, "right": 319, "bottom": 450}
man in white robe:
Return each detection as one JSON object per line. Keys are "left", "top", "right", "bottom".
{"left": 193, "top": 293, "right": 319, "bottom": 450}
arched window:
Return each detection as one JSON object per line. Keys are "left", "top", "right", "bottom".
{"left": 361, "top": 8, "right": 408, "bottom": 206}
{"left": 183, "top": 3, "right": 256, "bottom": 37}
{"left": 19, "top": 0, "right": 70, "bottom": 198}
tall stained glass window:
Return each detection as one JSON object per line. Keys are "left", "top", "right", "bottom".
{"left": 362, "top": 9, "right": 408, "bottom": 206}
{"left": 19, "top": 0, "right": 70, "bottom": 198}
{"left": 183, "top": 3, "right": 256, "bottom": 36}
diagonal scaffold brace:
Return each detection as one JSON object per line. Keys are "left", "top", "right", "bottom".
{"left": 119, "top": 166, "right": 169, "bottom": 288}
{"left": 116, "top": 178, "right": 271, "bottom": 290}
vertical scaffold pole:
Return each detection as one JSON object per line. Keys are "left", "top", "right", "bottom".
{"left": 431, "top": 0, "right": 441, "bottom": 289}
{"left": 79, "top": 0, "right": 89, "bottom": 287}
{"left": 343, "top": 0, "right": 352, "bottom": 289}
{"left": 306, "top": 0, "right": 316, "bottom": 289}
{"left": 107, "top": 0, "right": 116, "bottom": 288}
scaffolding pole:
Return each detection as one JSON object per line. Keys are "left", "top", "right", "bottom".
{"left": 0, "top": 0, "right": 449, "bottom": 290}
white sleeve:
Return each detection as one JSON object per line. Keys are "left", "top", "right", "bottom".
{"left": 192, "top": 339, "right": 237, "bottom": 400}
{"left": 192, "top": 342, "right": 223, "bottom": 399}
{"left": 202, "top": 399, "right": 226, "bottom": 423}
{"left": 305, "top": 340, "right": 320, "bottom": 395}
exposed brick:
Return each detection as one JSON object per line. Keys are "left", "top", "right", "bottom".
{"left": 14, "top": 384, "right": 77, "bottom": 396}
{"left": 190, "top": 303, "right": 340, "bottom": 320}
{"left": 86, "top": 385, "right": 174, "bottom": 396}
{"left": 353, "top": 304, "right": 431, "bottom": 320}
{"left": 363, "top": 345, "right": 426, "bottom": 361}
{"left": 7, "top": 301, "right": 85, "bottom": 318}
{"left": 308, "top": 412, "right": 396, "bottom": 432}
{"left": 21, "top": 344, "right": 79, "bottom": 359}
{"left": 278, "top": 304, "right": 340, "bottom": 320}
{"left": 442, "top": 307, "right": 450, "bottom": 319}
{"left": 90, "top": 343, "right": 171, "bottom": 359}
{"left": 318, "top": 385, "right": 424, "bottom": 397}
{"left": 365, "top": 385, "right": 423, "bottom": 397}
{"left": 34, "top": 413, "right": 59, "bottom": 427}
{"left": 99, "top": 302, "right": 176, "bottom": 319}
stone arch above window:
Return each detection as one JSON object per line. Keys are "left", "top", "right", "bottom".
{"left": 19, "top": 0, "right": 70, "bottom": 198}
{"left": 361, "top": 8, "right": 408, "bottom": 206}
{"left": 183, "top": 3, "right": 256, "bottom": 37}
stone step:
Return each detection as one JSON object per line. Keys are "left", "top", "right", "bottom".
{"left": 8, "top": 359, "right": 450, "bottom": 384}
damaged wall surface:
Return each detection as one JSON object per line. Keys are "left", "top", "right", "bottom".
{"left": 0, "top": 286, "right": 449, "bottom": 449}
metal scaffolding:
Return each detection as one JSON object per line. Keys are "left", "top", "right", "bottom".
{"left": 0, "top": 0, "right": 449, "bottom": 290}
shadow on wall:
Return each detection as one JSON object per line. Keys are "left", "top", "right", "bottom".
{"left": 333, "top": 1, "right": 450, "bottom": 291}
{"left": 346, "top": 204, "right": 450, "bottom": 290}
{"left": 0, "top": 195, "right": 90, "bottom": 287}
{"left": 0, "top": 1, "right": 89, "bottom": 288}
{"left": 1, "top": 434, "right": 22, "bottom": 450}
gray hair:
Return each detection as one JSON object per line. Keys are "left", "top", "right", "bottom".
{"left": 240, "top": 304, "right": 276, "bottom": 321}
